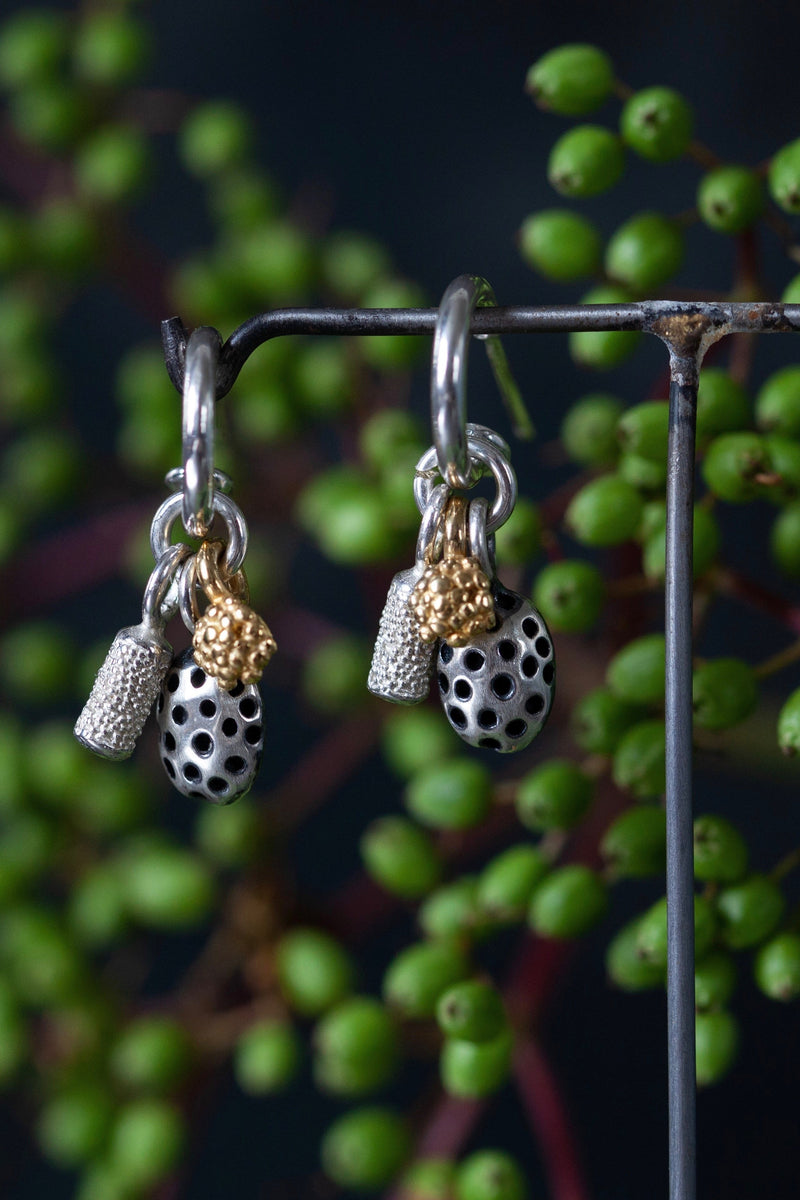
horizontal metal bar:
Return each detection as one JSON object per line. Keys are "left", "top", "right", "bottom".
{"left": 161, "top": 300, "right": 800, "bottom": 396}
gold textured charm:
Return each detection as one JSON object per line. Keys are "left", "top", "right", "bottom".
{"left": 409, "top": 496, "right": 496, "bottom": 647}
{"left": 192, "top": 541, "right": 276, "bottom": 689}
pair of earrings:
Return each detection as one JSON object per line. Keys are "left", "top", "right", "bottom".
{"left": 75, "top": 276, "right": 555, "bottom": 805}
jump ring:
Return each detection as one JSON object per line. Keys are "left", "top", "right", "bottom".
{"left": 413, "top": 434, "right": 517, "bottom": 536}
{"left": 467, "top": 497, "right": 496, "bottom": 579}
{"left": 149, "top": 491, "right": 248, "bottom": 576}
{"left": 182, "top": 327, "right": 221, "bottom": 539}
{"left": 165, "top": 467, "right": 233, "bottom": 496}
{"left": 415, "top": 483, "right": 450, "bottom": 569}
{"left": 142, "top": 543, "right": 192, "bottom": 626}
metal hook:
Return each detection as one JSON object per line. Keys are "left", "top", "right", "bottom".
{"left": 182, "top": 327, "right": 222, "bottom": 538}
{"left": 431, "top": 274, "right": 523, "bottom": 489}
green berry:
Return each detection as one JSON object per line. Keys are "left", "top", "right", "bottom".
{"left": 696, "top": 370, "right": 750, "bottom": 440}
{"left": 440, "top": 1028, "right": 513, "bottom": 1098}
{"left": 419, "top": 877, "right": 486, "bottom": 943}
{"left": 36, "top": 1083, "right": 112, "bottom": 1168}
{"left": 692, "top": 658, "right": 758, "bottom": 730}
{"left": 493, "top": 498, "right": 542, "bottom": 566}
{"left": 697, "top": 166, "right": 764, "bottom": 234}
{"left": 382, "top": 940, "right": 469, "bottom": 1019}
{"left": 8, "top": 81, "right": 87, "bottom": 148}
{"left": 0, "top": 906, "right": 86, "bottom": 1006}
{"left": 73, "top": 13, "right": 150, "bottom": 85}
{"left": 565, "top": 474, "right": 643, "bottom": 547}
{"left": 695, "top": 950, "right": 737, "bottom": 1011}
{"left": 620, "top": 86, "right": 693, "bottom": 162}
{"left": 755, "top": 366, "right": 800, "bottom": 437}
{"left": 33, "top": 200, "right": 97, "bottom": 275}
{"left": 436, "top": 979, "right": 507, "bottom": 1043}
{"left": 321, "top": 231, "right": 391, "bottom": 300}
{"left": 695, "top": 1010, "right": 739, "bottom": 1086}
{"left": 617, "top": 400, "right": 670, "bottom": 461}
{"left": 605, "top": 919, "right": 665, "bottom": 991}
{"left": 768, "top": 137, "right": 800, "bottom": 214}
{"left": 532, "top": 560, "right": 604, "bottom": 633}
{"left": 381, "top": 709, "right": 454, "bottom": 778}
{"left": 76, "top": 126, "right": 151, "bottom": 203}
{"left": 0, "top": 979, "right": 26, "bottom": 1081}
{"left": 68, "top": 863, "right": 128, "bottom": 949}
{"left": 515, "top": 759, "right": 592, "bottom": 832}
{"left": 754, "top": 933, "right": 800, "bottom": 1001}
{"left": 605, "top": 214, "right": 684, "bottom": 291}
{"left": 209, "top": 168, "right": 279, "bottom": 233}
{"left": 316, "top": 481, "right": 400, "bottom": 564}
{"left": 607, "top": 633, "right": 665, "bottom": 705}
{"left": 108, "top": 1098, "right": 185, "bottom": 1189}
{"left": 119, "top": 843, "right": 215, "bottom": 930}
{"left": 476, "top": 844, "right": 550, "bottom": 922}
{"left": 693, "top": 815, "right": 748, "bottom": 883}
{"left": 570, "top": 687, "right": 643, "bottom": 754}
{"left": 601, "top": 806, "right": 666, "bottom": 878}
{"left": 179, "top": 101, "right": 252, "bottom": 176}
{"left": 405, "top": 760, "right": 492, "bottom": 831}
{"left": 26, "top": 720, "right": 89, "bottom": 806}
{"left": 399, "top": 1158, "right": 457, "bottom": 1200}
{"left": 359, "top": 409, "right": 423, "bottom": 472}
{"left": 234, "top": 1020, "right": 301, "bottom": 1093}
{"left": 782, "top": 273, "right": 800, "bottom": 304}
{"left": 636, "top": 895, "right": 717, "bottom": 968}
{"left": 361, "top": 816, "right": 442, "bottom": 899}
{"left": 195, "top": 797, "right": 262, "bottom": 868}
{"left": 772, "top": 503, "right": 800, "bottom": 577}
{"left": 3, "top": 429, "right": 81, "bottom": 516}
{"left": 612, "top": 719, "right": 666, "bottom": 798}
{"left": 0, "top": 10, "right": 68, "bottom": 87}
{"left": 703, "top": 431, "right": 771, "bottom": 502}
{"left": 763, "top": 434, "right": 800, "bottom": 504}
{"left": 618, "top": 452, "right": 667, "bottom": 492}
{"left": 528, "top": 865, "right": 608, "bottom": 938}
{"left": 561, "top": 393, "right": 623, "bottom": 466}
{"left": 455, "top": 1149, "right": 527, "bottom": 1200}
{"left": 716, "top": 875, "right": 785, "bottom": 949}
{"left": 569, "top": 285, "right": 641, "bottom": 370}
{"left": 548, "top": 126, "right": 625, "bottom": 198}
{"left": 778, "top": 685, "right": 800, "bottom": 753}
{"left": 314, "top": 996, "right": 398, "bottom": 1095}
{"left": 322, "top": 1107, "right": 410, "bottom": 1191}
{"left": 525, "top": 44, "right": 614, "bottom": 115}
{"left": 518, "top": 209, "right": 602, "bottom": 281}
{"left": 302, "top": 635, "right": 371, "bottom": 714}
{"left": 110, "top": 1017, "right": 192, "bottom": 1093}
{"left": 232, "top": 221, "right": 316, "bottom": 301}
{"left": 0, "top": 811, "right": 56, "bottom": 900}
{"left": 642, "top": 505, "right": 720, "bottom": 581}
{"left": 276, "top": 927, "right": 354, "bottom": 1016}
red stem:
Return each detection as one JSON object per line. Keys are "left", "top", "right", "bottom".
{"left": 513, "top": 1037, "right": 592, "bottom": 1200}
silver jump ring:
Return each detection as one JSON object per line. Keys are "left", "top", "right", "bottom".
{"left": 142, "top": 543, "right": 192, "bottom": 624}
{"left": 178, "top": 555, "right": 198, "bottom": 635}
{"left": 165, "top": 467, "right": 233, "bottom": 496}
{"left": 182, "top": 327, "right": 221, "bottom": 539}
{"left": 431, "top": 275, "right": 499, "bottom": 489}
{"left": 414, "top": 483, "right": 450, "bottom": 568}
{"left": 149, "top": 491, "right": 248, "bottom": 576}
{"left": 413, "top": 434, "right": 517, "bottom": 536}
{"left": 467, "top": 497, "right": 496, "bottom": 579}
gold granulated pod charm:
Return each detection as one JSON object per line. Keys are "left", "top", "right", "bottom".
{"left": 192, "top": 540, "right": 276, "bottom": 690}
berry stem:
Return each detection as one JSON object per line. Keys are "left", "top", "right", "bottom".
{"left": 770, "top": 845, "right": 800, "bottom": 883}
{"left": 513, "top": 1036, "right": 592, "bottom": 1200}
{"left": 753, "top": 638, "right": 800, "bottom": 680}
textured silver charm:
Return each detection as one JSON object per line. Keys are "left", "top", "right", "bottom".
{"left": 436, "top": 583, "right": 555, "bottom": 753}
{"left": 367, "top": 564, "right": 437, "bottom": 704}
{"left": 156, "top": 648, "right": 264, "bottom": 804}
{"left": 74, "top": 545, "right": 189, "bottom": 760}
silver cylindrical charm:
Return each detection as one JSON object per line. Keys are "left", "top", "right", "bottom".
{"left": 74, "top": 545, "right": 189, "bottom": 760}
{"left": 367, "top": 564, "right": 437, "bottom": 704}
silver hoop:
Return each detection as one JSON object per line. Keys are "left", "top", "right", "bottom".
{"left": 142, "top": 542, "right": 192, "bottom": 625}
{"left": 431, "top": 275, "right": 498, "bottom": 489}
{"left": 182, "top": 327, "right": 220, "bottom": 539}
{"left": 467, "top": 496, "right": 496, "bottom": 578}
{"left": 149, "top": 490, "right": 248, "bottom": 577}
{"left": 413, "top": 433, "right": 517, "bottom": 536}
{"left": 414, "top": 483, "right": 450, "bottom": 568}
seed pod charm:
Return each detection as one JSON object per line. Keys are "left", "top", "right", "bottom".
{"left": 192, "top": 540, "right": 276, "bottom": 690}
{"left": 74, "top": 545, "right": 190, "bottom": 760}
{"left": 409, "top": 496, "right": 495, "bottom": 647}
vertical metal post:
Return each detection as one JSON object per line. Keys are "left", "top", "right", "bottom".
{"left": 664, "top": 346, "right": 699, "bottom": 1200}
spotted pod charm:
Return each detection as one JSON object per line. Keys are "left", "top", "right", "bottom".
{"left": 437, "top": 581, "right": 555, "bottom": 753}
{"left": 157, "top": 648, "right": 264, "bottom": 804}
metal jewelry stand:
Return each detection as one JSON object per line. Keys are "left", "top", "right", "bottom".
{"left": 163, "top": 299, "right": 800, "bottom": 1200}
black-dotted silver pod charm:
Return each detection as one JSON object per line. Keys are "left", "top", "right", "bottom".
{"left": 436, "top": 583, "right": 555, "bottom": 753}
{"left": 156, "top": 648, "right": 264, "bottom": 803}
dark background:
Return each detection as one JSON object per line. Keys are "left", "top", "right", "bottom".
{"left": 8, "top": 1, "right": 800, "bottom": 1196}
